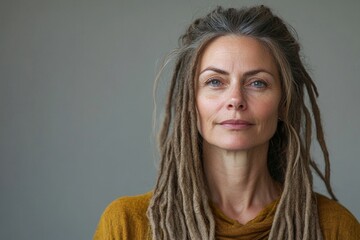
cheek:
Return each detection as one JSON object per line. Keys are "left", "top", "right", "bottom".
{"left": 195, "top": 95, "right": 221, "bottom": 134}
{"left": 264, "top": 103, "right": 279, "bottom": 119}
{"left": 251, "top": 94, "right": 280, "bottom": 119}
{"left": 258, "top": 99, "right": 280, "bottom": 130}
{"left": 195, "top": 98, "right": 207, "bottom": 135}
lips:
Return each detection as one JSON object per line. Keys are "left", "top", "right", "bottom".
{"left": 219, "top": 119, "right": 253, "bottom": 130}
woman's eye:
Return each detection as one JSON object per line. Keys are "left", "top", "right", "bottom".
{"left": 250, "top": 80, "right": 268, "bottom": 88}
{"left": 206, "top": 79, "right": 222, "bottom": 87}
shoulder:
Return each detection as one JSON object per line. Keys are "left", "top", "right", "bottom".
{"left": 104, "top": 191, "right": 153, "bottom": 219}
{"left": 316, "top": 193, "right": 358, "bottom": 223}
{"left": 93, "top": 191, "right": 153, "bottom": 240}
{"left": 316, "top": 193, "right": 360, "bottom": 240}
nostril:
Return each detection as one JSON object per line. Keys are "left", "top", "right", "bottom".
{"left": 227, "top": 98, "right": 246, "bottom": 110}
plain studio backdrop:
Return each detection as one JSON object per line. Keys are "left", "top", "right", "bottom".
{"left": 1, "top": 0, "right": 359, "bottom": 239}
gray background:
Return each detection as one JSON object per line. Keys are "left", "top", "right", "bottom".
{"left": 1, "top": 0, "right": 359, "bottom": 239}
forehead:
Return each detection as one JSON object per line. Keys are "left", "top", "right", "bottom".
{"left": 199, "top": 35, "right": 278, "bottom": 76}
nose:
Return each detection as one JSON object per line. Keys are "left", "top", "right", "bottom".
{"left": 227, "top": 87, "right": 247, "bottom": 110}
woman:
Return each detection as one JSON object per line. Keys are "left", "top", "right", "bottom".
{"left": 94, "top": 5, "right": 359, "bottom": 239}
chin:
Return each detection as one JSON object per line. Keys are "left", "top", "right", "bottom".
{"left": 205, "top": 136, "right": 270, "bottom": 152}
{"left": 208, "top": 139, "right": 255, "bottom": 152}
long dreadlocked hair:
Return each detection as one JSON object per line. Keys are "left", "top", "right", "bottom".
{"left": 147, "top": 5, "right": 337, "bottom": 240}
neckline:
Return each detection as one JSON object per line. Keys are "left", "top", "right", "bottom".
{"left": 209, "top": 196, "right": 281, "bottom": 226}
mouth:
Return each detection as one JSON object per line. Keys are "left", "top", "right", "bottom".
{"left": 219, "top": 119, "right": 253, "bottom": 130}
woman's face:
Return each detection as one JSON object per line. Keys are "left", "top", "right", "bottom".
{"left": 196, "top": 35, "right": 281, "bottom": 152}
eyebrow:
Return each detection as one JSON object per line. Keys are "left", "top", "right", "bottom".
{"left": 199, "top": 67, "right": 229, "bottom": 75}
{"left": 199, "top": 67, "right": 276, "bottom": 78}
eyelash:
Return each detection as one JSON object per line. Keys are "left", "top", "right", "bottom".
{"left": 249, "top": 80, "right": 268, "bottom": 88}
{"left": 205, "top": 78, "right": 223, "bottom": 87}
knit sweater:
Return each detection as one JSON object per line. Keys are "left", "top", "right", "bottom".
{"left": 93, "top": 192, "right": 359, "bottom": 239}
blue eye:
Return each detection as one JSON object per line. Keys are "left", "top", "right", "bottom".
{"left": 250, "top": 80, "right": 267, "bottom": 88}
{"left": 206, "top": 79, "right": 222, "bottom": 87}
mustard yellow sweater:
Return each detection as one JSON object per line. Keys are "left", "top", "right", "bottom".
{"left": 94, "top": 192, "right": 359, "bottom": 239}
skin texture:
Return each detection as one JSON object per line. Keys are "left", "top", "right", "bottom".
{"left": 196, "top": 35, "right": 282, "bottom": 224}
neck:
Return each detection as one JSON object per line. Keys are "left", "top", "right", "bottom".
{"left": 203, "top": 141, "right": 281, "bottom": 223}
